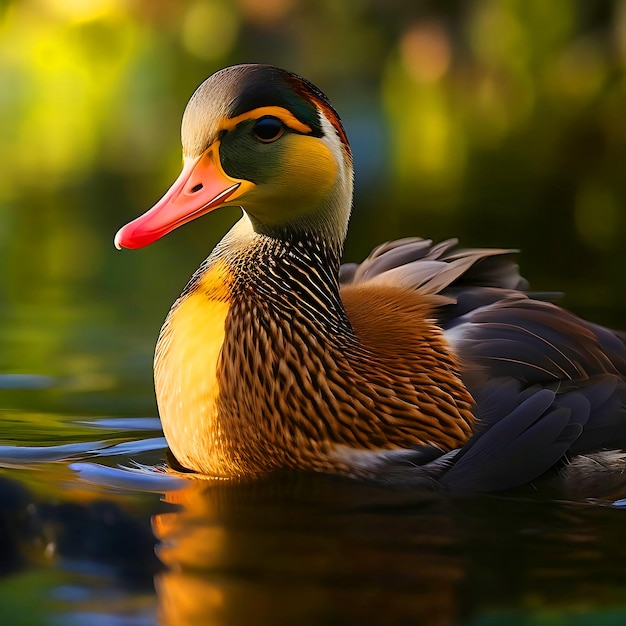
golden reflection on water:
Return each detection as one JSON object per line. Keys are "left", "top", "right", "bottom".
{"left": 153, "top": 476, "right": 465, "bottom": 626}
{"left": 150, "top": 473, "right": 626, "bottom": 626}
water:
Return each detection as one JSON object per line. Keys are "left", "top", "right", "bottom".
{"left": 1, "top": 302, "right": 626, "bottom": 626}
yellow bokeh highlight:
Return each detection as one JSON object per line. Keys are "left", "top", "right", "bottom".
{"left": 383, "top": 57, "right": 466, "bottom": 198}
{"left": 39, "top": 0, "right": 124, "bottom": 23}
{"left": 468, "top": 0, "right": 528, "bottom": 68}
{"left": 0, "top": 3, "right": 138, "bottom": 193}
{"left": 182, "top": 0, "right": 238, "bottom": 61}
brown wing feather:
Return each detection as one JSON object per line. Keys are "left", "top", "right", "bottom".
{"left": 340, "top": 282, "right": 475, "bottom": 447}
{"left": 340, "top": 283, "right": 447, "bottom": 357}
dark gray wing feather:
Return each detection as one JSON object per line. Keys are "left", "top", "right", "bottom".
{"left": 342, "top": 238, "right": 626, "bottom": 492}
{"left": 340, "top": 237, "right": 529, "bottom": 292}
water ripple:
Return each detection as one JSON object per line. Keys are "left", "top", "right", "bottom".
{"left": 69, "top": 462, "right": 186, "bottom": 492}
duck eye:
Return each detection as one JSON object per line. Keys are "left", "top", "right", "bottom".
{"left": 252, "top": 116, "right": 285, "bottom": 143}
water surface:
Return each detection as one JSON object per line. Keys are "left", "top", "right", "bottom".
{"left": 1, "top": 304, "right": 626, "bottom": 626}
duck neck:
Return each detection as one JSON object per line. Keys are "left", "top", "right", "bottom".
{"left": 210, "top": 215, "right": 351, "bottom": 334}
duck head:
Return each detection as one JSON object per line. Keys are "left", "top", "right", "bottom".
{"left": 114, "top": 64, "right": 354, "bottom": 251}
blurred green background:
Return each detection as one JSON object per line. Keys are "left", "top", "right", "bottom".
{"left": 1, "top": 0, "right": 625, "bottom": 401}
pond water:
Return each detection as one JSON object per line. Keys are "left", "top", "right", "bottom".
{"left": 1, "top": 303, "right": 626, "bottom": 626}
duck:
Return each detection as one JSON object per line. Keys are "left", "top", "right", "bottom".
{"left": 115, "top": 64, "right": 626, "bottom": 493}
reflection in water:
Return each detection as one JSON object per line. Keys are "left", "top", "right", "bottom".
{"left": 154, "top": 474, "right": 463, "bottom": 626}
{"left": 0, "top": 413, "right": 169, "bottom": 624}
{"left": 0, "top": 471, "right": 163, "bottom": 625}
{"left": 3, "top": 422, "right": 626, "bottom": 625}
{"left": 152, "top": 474, "right": 626, "bottom": 626}
{"left": 2, "top": 371, "right": 626, "bottom": 625}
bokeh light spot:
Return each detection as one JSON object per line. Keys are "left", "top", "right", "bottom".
{"left": 38, "top": 0, "right": 123, "bottom": 23}
{"left": 400, "top": 21, "right": 451, "bottom": 84}
{"left": 182, "top": 0, "right": 238, "bottom": 61}
{"left": 235, "top": 0, "right": 295, "bottom": 24}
